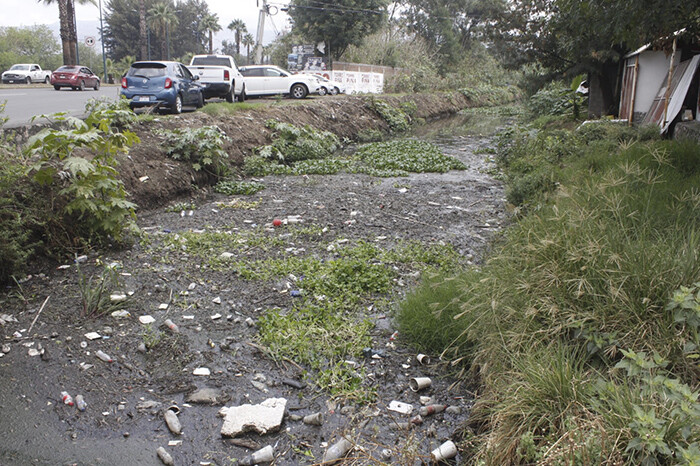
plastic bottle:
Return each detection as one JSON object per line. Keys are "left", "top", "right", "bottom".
{"left": 164, "top": 409, "right": 182, "bottom": 435}
{"left": 322, "top": 437, "right": 353, "bottom": 464}
{"left": 96, "top": 350, "right": 113, "bottom": 362}
{"left": 61, "top": 391, "right": 74, "bottom": 406}
{"left": 164, "top": 319, "right": 179, "bottom": 333}
{"left": 75, "top": 394, "right": 87, "bottom": 411}
{"left": 419, "top": 404, "right": 446, "bottom": 416}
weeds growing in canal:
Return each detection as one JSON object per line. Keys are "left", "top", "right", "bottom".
{"left": 398, "top": 121, "right": 700, "bottom": 464}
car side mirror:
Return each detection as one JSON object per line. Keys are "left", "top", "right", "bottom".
{"left": 193, "top": 75, "right": 199, "bottom": 81}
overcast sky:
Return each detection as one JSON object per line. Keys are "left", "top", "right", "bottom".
{"left": 0, "top": 0, "right": 290, "bottom": 47}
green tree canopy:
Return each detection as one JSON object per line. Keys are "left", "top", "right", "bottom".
{"left": 0, "top": 26, "right": 62, "bottom": 72}
{"left": 288, "top": 0, "right": 389, "bottom": 60}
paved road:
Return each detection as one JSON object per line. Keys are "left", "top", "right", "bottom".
{"left": 0, "top": 85, "right": 120, "bottom": 128}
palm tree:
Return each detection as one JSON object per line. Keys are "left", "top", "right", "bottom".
{"left": 39, "top": 0, "right": 95, "bottom": 66}
{"left": 242, "top": 33, "right": 255, "bottom": 64}
{"left": 200, "top": 13, "right": 221, "bottom": 54}
{"left": 227, "top": 19, "right": 247, "bottom": 57}
{"left": 148, "top": 2, "right": 178, "bottom": 60}
{"left": 139, "top": 0, "right": 147, "bottom": 60}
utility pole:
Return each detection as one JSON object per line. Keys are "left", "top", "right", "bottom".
{"left": 254, "top": 0, "right": 267, "bottom": 64}
{"left": 98, "top": 0, "right": 107, "bottom": 82}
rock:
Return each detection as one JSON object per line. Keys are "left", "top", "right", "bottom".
{"left": 137, "top": 400, "right": 162, "bottom": 411}
{"left": 228, "top": 438, "right": 261, "bottom": 450}
{"left": 219, "top": 398, "right": 287, "bottom": 437}
{"left": 186, "top": 388, "right": 226, "bottom": 405}
{"left": 164, "top": 409, "right": 182, "bottom": 435}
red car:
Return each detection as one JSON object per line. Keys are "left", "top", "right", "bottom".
{"left": 51, "top": 65, "right": 100, "bottom": 91}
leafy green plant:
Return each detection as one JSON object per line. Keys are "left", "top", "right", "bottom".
{"left": 368, "top": 98, "right": 410, "bottom": 132}
{"left": 85, "top": 98, "right": 138, "bottom": 129}
{"left": 258, "top": 119, "right": 341, "bottom": 164}
{"left": 214, "top": 180, "right": 266, "bottom": 195}
{"left": 26, "top": 106, "right": 139, "bottom": 244}
{"left": 354, "top": 139, "right": 466, "bottom": 174}
{"left": 165, "top": 202, "right": 197, "bottom": 213}
{"left": 159, "top": 125, "right": 230, "bottom": 176}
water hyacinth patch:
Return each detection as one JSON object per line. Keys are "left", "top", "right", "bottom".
{"left": 355, "top": 139, "right": 467, "bottom": 174}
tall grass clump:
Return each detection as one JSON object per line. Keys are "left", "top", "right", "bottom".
{"left": 399, "top": 124, "right": 700, "bottom": 464}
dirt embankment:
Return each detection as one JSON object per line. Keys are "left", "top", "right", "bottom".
{"left": 122, "top": 93, "right": 472, "bottom": 210}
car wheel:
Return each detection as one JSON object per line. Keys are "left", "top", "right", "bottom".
{"left": 225, "top": 85, "right": 234, "bottom": 103}
{"left": 331, "top": 87, "right": 339, "bottom": 96}
{"left": 25, "top": 77, "right": 31, "bottom": 84}
{"left": 290, "top": 84, "right": 308, "bottom": 99}
{"left": 93, "top": 80, "right": 100, "bottom": 91}
{"left": 54, "top": 85, "right": 60, "bottom": 91}
{"left": 196, "top": 92, "right": 204, "bottom": 108}
{"left": 44, "top": 76, "right": 50, "bottom": 84}
{"left": 172, "top": 94, "right": 183, "bottom": 114}
{"left": 78, "top": 80, "right": 85, "bottom": 91}
{"left": 237, "top": 85, "right": 246, "bottom": 103}
{"left": 318, "top": 86, "right": 327, "bottom": 96}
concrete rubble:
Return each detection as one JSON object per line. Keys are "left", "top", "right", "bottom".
{"left": 218, "top": 397, "right": 287, "bottom": 437}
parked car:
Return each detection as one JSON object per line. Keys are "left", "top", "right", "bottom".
{"left": 51, "top": 65, "right": 100, "bottom": 91}
{"left": 315, "top": 75, "right": 345, "bottom": 96}
{"left": 2, "top": 64, "right": 52, "bottom": 84}
{"left": 120, "top": 61, "right": 203, "bottom": 114}
{"left": 187, "top": 54, "right": 246, "bottom": 102}
{"left": 238, "top": 65, "right": 320, "bottom": 99}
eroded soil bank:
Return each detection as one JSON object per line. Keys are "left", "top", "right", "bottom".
{"left": 0, "top": 100, "right": 509, "bottom": 465}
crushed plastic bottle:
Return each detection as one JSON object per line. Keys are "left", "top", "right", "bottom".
{"left": 61, "top": 391, "right": 74, "bottom": 406}
{"left": 95, "top": 350, "right": 113, "bottom": 362}
{"left": 164, "top": 319, "right": 179, "bottom": 333}
{"left": 75, "top": 394, "right": 87, "bottom": 411}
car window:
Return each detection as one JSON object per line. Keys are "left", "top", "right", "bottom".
{"left": 56, "top": 66, "right": 79, "bottom": 72}
{"left": 191, "top": 56, "right": 233, "bottom": 67}
{"left": 85, "top": 68, "right": 94, "bottom": 75}
{"left": 180, "top": 65, "right": 193, "bottom": 79}
{"left": 31, "top": 66, "right": 39, "bottom": 71}
{"left": 127, "top": 64, "right": 167, "bottom": 78}
{"left": 264, "top": 68, "right": 284, "bottom": 77}
{"left": 174, "top": 64, "right": 184, "bottom": 78}
{"left": 240, "top": 68, "right": 264, "bottom": 77}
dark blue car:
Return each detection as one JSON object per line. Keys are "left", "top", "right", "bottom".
{"left": 120, "top": 61, "right": 203, "bottom": 114}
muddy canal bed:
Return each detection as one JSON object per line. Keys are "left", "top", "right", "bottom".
{"left": 0, "top": 111, "right": 509, "bottom": 465}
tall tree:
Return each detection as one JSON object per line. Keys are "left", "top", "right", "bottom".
{"left": 200, "top": 13, "right": 221, "bottom": 54}
{"left": 39, "top": 0, "right": 95, "bottom": 65}
{"left": 139, "top": 0, "right": 147, "bottom": 60}
{"left": 288, "top": 0, "right": 389, "bottom": 60}
{"left": 147, "top": 1, "right": 178, "bottom": 59}
{"left": 227, "top": 19, "right": 247, "bottom": 57}
{"left": 0, "top": 26, "right": 62, "bottom": 72}
{"left": 242, "top": 33, "right": 254, "bottom": 64}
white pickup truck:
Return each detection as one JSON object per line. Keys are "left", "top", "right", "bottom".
{"left": 1, "top": 64, "right": 52, "bottom": 84}
{"left": 187, "top": 54, "right": 246, "bottom": 102}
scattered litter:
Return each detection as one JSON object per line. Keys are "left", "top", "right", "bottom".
{"left": 139, "top": 176, "right": 150, "bottom": 182}
{"left": 240, "top": 445, "right": 274, "bottom": 466}
{"left": 398, "top": 188, "right": 408, "bottom": 193}
{"left": 419, "top": 396, "right": 432, "bottom": 405}
{"left": 75, "top": 255, "right": 88, "bottom": 263}
{"left": 79, "top": 362, "right": 93, "bottom": 371}
{"left": 137, "top": 400, "right": 162, "bottom": 411}
{"left": 0, "top": 314, "right": 18, "bottom": 326}
{"left": 158, "top": 303, "right": 169, "bottom": 310}
{"left": 445, "top": 406, "right": 462, "bottom": 415}
{"left": 164, "top": 319, "right": 179, "bottom": 333}
{"left": 290, "top": 290, "right": 302, "bottom": 297}
{"left": 303, "top": 412, "right": 323, "bottom": 426}
{"left": 431, "top": 440, "right": 457, "bottom": 462}
{"left": 110, "top": 293, "right": 127, "bottom": 302}
{"left": 75, "top": 395, "right": 87, "bottom": 411}
{"left": 212, "top": 297, "right": 222, "bottom": 304}
{"left": 139, "top": 315, "right": 156, "bottom": 325}
{"left": 417, "top": 353, "right": 431, "bottom": 365}
{"left": 95, "top": 350, "right": 113, "bottom": 363}
{"left": 61, "top": 391, "right": 74, "bottom": 406}
{"left": 409, "top": 377, "right": 432, "bottom": 392}
{"left": 188, "top": 282, "right": 196, "bottom": 290}
{"left": 245, "top": 317, "right": 255, "bottom": 327}
{"left": 57, "top": 264, "right": 71, "bottom": 270}
{"left": 1, "top": 344, "right": 9, "bottom": 353}
{"left": 156, "top": 446, "right": 174, "bottom": 466}
{"left": 182, "top": 315, "right": 195, "bottom": 320}
{"left": 219, "top": 252, "right": 234, "bottom": 259}
{"left": 84, "top": 332, "right": 101, "bottom": 340}
{"left": 28, "top": 348, "right": 42, "bottom": 357}
{"left": 281, "top": 378, "right": 306, "bottom": 390}
{"left": 419, "top": 404, "right": 446, "bottom": 416}
{"left": 211, "top": 313, "right": 222, "bottom": 320}
{"left": 80, "top": 341, "right": 88, "bottom": 348}
{"left": 193, "top": 367, "right": 210, "bottom": 376}
{"left": 186, "top": 388, "right": 225, "bottom": 405}
{"left": 164, "top": 409, "right": 182, "bottom": 435}
{"left": 219, "top": 397, "right": 287, "bottom": 437}
{"left": 111, "top": 310, "right": 130, "bottom": 318}
{"left": 168, "top": 440, "right": 182, "bottom": 446}
{"left": 322, "top": 437, "right": 353, "bottom": 464}
{"left": 388, "top": 400, "right": 413, "bottom": 415}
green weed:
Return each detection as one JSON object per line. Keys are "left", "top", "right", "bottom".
{"left": 258, "top": 120, "right": 341, "bottom": 164}
{"left": 158, "top": 125, "right": 230, "bottom": 176}
{"left": 76, "top": 260, "right": 129, "bottom": 318}
{"left": 214, "top": 180, "right": 265, "bottom": 195}
{"left": 200, "top": 101, "right": 265, "bottom": 117}
{"left": 354, "top": 139, "right": 466, "bottom": 174}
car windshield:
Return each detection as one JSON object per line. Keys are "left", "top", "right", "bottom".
{"left": 127, "top": 64, "right": 167, "bottom": 78}
{"left": 10, "top": 65, "right": 29, "bottom": 70}
{"left": 191, "top": 57, "right": 232, "bottom": 67}
{"left": 56, "top": 66, "right": 79, "bottom": 72}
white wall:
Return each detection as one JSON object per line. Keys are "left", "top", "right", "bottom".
{"left": 635, "top": 50, "right": 681, "bottom": 114}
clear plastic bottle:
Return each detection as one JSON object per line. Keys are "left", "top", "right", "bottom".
{"left": 61, "top": 391, "right": 74, "bottom": 406}
{"left": 75, "top": 394, "right": 87, "bottom": 411}
{"left": 164, "top": 319, "right": 179, "bottom": 333}
{"left": 95, "top": 350, "right": 113, "bottom": 362}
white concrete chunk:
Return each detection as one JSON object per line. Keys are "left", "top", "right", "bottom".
{"left": 219, "top": 398, "right": 287, "bottom": 437}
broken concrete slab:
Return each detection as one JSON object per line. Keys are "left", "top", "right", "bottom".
{"left": 218, "top": 397, "right": 287, "bottom": 437}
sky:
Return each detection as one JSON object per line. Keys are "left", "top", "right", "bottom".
{"left": 0, "top": 0, "right": 290, "bottom": 48}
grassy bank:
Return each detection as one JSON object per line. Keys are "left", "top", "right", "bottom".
{"left": 398, "top": 121, "right": 700, "bottom": 464}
